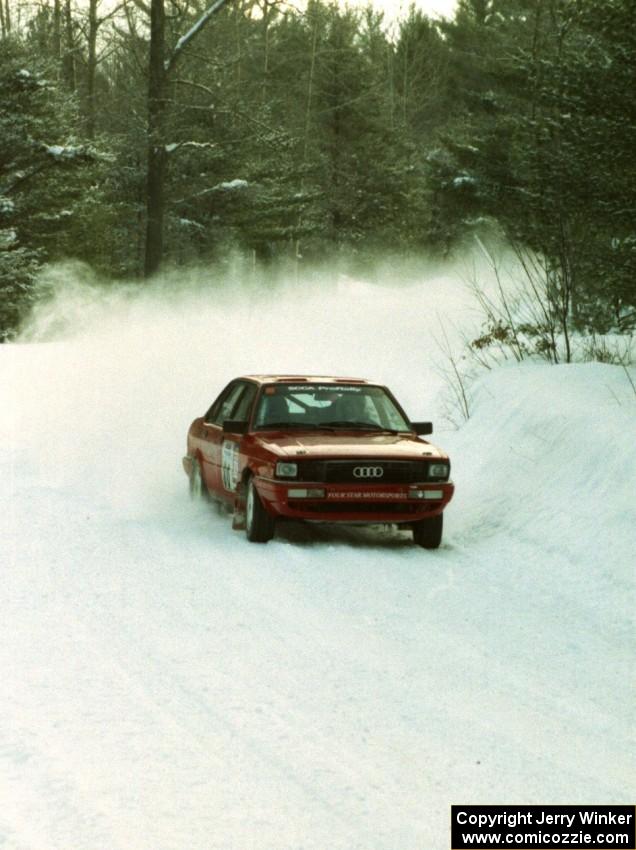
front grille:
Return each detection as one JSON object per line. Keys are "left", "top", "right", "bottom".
{"left": 296, "top": 460, "right": 442, "bottom": 484}
{"left": 287, "top": 501, "right": 431, "bottom": 515}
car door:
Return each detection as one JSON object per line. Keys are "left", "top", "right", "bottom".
{"left": 202, "top": 381, "right": 256, "bottom": 498}
{"left": 219, "top": 382, "right": 258, "bottom": 498}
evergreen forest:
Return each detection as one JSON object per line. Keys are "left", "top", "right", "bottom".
{"left": 1, "top": 0, "right": 635, "bottom": 341}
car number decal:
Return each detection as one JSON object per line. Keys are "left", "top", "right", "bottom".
{"left": 221, "top": 440, "right": 240, "bottom": 491}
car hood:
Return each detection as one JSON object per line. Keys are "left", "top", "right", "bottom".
{"left": 253, "top": 432, "right": 447, "bottom": 460}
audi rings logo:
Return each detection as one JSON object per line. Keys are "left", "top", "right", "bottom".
{"left": 353, "top": 465, "right": 384, "bottom": 479}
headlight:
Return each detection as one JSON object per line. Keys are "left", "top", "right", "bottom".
{"left": 409, "top": 488, "right": 444, "bottom": 500}
{"left": 429, "top": 463, "right": 449, "bottom": 480}
{"left": 288, "top": 488, "right": 325, "bottom": 499}
{"left": 275, "top": 461, "right": 298, "bottom": 478}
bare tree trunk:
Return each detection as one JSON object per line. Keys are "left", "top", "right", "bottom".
{"left": 1, "top": 0, "right": 10, "bottom": 35}
{"left": 144, "top": 0, "right": 167, "bottom": 278}
{"left": 143, "top": 0, "right": 233, "bottom": 277}
{"left": 261, "top": 0, "right": 269, "bottom": 105}
{"left": 402, "top": 41, "right": 408, "bottom": 126}
{"left": 302, "top": 23, "right": 318, "bottom": 166}
{"left": 86, "top": 0, "right": 98, "bottom": 138}
{"left": 387, "top": 41, "right": 394, "bottom": 131}
{"left": 294, "top": 21, "right": 318, "bottom": 271}
{"left": 52, "top": 0, "right": 61, "bottom": 65}
{"left": 234, "top": 0, "right": 242, "bottom": 105}
{"left": 63, "top": 0, "right": 77, "bottom": 91}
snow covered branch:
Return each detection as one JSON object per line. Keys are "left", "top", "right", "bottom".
{"left": 165, "top": 0, "right": 233, "bottom": 75}
{"left": 165, "top": 140, "right": 217, "bottom": 155}
{"left": 175, "top": 179, "right": 248, "bottom": 205}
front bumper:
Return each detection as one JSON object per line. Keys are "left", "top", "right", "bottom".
{"left": 255, "top": 478, "right": 454, "bottom": 524}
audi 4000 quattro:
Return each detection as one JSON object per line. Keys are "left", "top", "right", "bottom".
{"left": 183, "top": 376, "right": 454, "bottom": 548}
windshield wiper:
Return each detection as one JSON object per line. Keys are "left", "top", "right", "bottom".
{"left": 320, "top": 421, "right": 400, "bottom": 433}
{"left": 255, "top": 421, "right": 320, "bottom": 431}
{"left": 256, "top": 420, "right": 403, "bottom": 434}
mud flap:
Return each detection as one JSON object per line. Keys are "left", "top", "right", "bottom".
{"left": 232, "top": 508, "right": 246, "bottom": 530}
{"left": 182, "top": 455, "right": 194, "bottom": 477}
{"left": 231, "top": 483, "right": 246, "bottom": 530}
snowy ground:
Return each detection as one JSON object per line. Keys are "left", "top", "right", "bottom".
{"left": 2, "top": 269, "right": 634, "bottom": 849}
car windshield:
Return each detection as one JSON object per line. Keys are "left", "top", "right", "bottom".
{"left": 253, "top": 383, "right": 411, "bottom": 432}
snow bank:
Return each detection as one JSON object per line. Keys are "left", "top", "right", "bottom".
{"left": 447, "top": 361, "right": 636, "bottom": 566}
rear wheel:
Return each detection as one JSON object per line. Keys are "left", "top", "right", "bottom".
{"left": 245, "top": 477, "right": 275, "bottom": 543}
{"left": 412, "top": 513, "right": 443, "bottom": 549}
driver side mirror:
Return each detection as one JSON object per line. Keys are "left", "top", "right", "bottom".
{"left": 412, "top": 421, "right": 433, "bottom": 435}
{"left": 223, "top": 419, "right": 248, "bottom": 434}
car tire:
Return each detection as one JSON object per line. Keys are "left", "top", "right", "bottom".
{"left": 189, "top": 458, "right": 208, "bottom": 501}
{"left": 245, "top": 477, "right": 275, "bottom": 543}
{"left": 412, "top": 513, "right": 443, "bottom": 549}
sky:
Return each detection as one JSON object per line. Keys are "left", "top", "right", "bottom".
{"left": 71, "top": 0, "right": 459, "bottom": 25}
{"left": 373, "top": 0, "right": 458, "bottom": 19}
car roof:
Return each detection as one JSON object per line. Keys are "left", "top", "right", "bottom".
{"left": 241, "top": 375, "right": 373, "bottom": 385}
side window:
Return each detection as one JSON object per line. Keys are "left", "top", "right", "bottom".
{"left": 204, "top": 384, "right": 231, "bottom": 423}
{"left": 204, "top": 383, "right": 244, "bottom": 426}
{"left": 212, "top": 383, "right": 245, "bottom": 426}
{"left": 204, "top": 393, "right": 225, "bottom": 423}
{"left": 232, "top": 383, "right": 257, "bottom": 423}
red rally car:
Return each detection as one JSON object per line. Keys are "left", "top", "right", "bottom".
{"left": 183, "top": 376, "right": 454, "bottom": 548}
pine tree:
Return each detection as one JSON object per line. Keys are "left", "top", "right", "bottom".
{"left": 0, "top": 38, "right": 102, "bottom": 337}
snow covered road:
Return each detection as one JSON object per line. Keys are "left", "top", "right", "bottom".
{"left": 2, "top": 271, "right": 634, "bottom": 849}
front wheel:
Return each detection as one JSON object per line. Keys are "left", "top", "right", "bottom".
{"left": 245, "top": 477, "right": 275, "bottom": 543}
{"left": 412, "top": 513, "right": 443, "bottom": 549}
